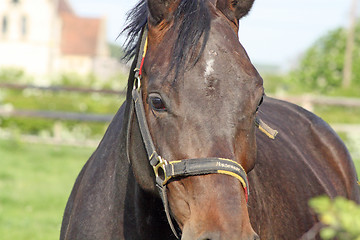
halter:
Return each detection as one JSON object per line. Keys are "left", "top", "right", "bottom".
{"left": 128, "top": 27, "right": 277, "bottom": 239}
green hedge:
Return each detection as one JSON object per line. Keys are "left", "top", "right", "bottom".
{"left": 310, "top": 196, "right": 360, "bottom": 239}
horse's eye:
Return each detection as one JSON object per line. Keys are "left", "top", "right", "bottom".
{"left": 259, "top": 96, "right": 264, "bottom": 106}
{"left": 149, "top": 95, "right": 166, "bottom": 111}
{"left": 256, "top": 96, "right": 264, "bottom": 113}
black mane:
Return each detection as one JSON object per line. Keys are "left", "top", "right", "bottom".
{"left": 122, "top": 0, "right": 211, "bottom": 77}
{"left": 122, "top": 0, "right": 148, "bottom": 61}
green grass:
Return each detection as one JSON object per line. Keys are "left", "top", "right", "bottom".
{"left": 0, "top": 139, "right": 91, "bottom": 240}
{"left": 314, "top": 105, "right": 360, "bottom": 124}
{"left": 353, "top": 159, "right": 360, "bottom": 176}
{"left": 312, "top": 106, "right": 360, "bottom": 172}
{"left": 0, "top": 132, "right": 358, "bottom": 240}
{"left": 337, "top": 133, "right": 360, "bottom": 176}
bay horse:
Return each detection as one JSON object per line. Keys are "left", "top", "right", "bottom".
{"left": 60, "top": 0, "right": 360, "bottom": 239}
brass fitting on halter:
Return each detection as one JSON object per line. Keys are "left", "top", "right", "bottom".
{"left": 152, "top": 155, "right": 172, "bottom": 186}
{"left": 255, "top": 117, "right": 278, "bottom": 139}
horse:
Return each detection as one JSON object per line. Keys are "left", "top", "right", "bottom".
{"left": 60, "top": 0, "right": 360, "bottom": 239}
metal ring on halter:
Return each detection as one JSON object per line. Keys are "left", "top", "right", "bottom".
{"left": 134, "top": 76, "right": 141, "bottom": 90}
{"left": 153, "top": 156, "right": 172, "bottom": 186}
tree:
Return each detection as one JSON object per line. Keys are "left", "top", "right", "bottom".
{"left": 343, "top": 0, "right": 358, "bottom": 88}
{"left": 289, "top": 21, "right": 360, "bottom": 93}
{"left": 108, "top": 43, "right": 125, "bottom": 62}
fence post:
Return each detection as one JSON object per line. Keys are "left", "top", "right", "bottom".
{"left": 301, "top": 95, "right": 314, "bottom": 112}
{"left": 53, "top": 122, "right": 62, "bottom": 142}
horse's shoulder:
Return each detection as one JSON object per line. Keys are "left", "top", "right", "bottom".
{"left": 257, "top": 96, "right": 359, "bottom": 201}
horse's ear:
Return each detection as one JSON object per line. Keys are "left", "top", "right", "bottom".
{"left": 216, "top": 0, "right": 255, "bottom": 22}
{"left": 147, "top": 0, "right": 177, "bottom": 25}
{"left": 233, "top": 0, "right": 255, "bottom": 19}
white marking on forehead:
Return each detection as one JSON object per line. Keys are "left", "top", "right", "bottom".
{"left": 204, "top": 58, "right": 215, "bottom": 78}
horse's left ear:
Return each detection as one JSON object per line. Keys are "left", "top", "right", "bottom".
{"left": 217, "top": 0, "right": 255, "bottom": 22}
{"left": 234, "top": 0, "right": 255, "bottom": 19}
{"left": 147, "top": 0, "right": 177, "bottom": 25}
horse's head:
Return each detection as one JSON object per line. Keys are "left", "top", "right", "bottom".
{"left": 125, "top": 0, "right": 262, "bottom": 239}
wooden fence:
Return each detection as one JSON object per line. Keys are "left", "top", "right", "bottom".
{"left": 0, "top": 83, "right": 359, "bottom": 146}
{"left": 0, "top": 108, "right": 114, "bottom": 122}
{"left": 274, "top": 95, "right": 360, "bottom": 111}
{"left": 0, "top": 82, "right": 122, "bottom": 122}
{"left": 0, "top": 82, "right": 126, "bottom": 95}
{"left": 0, "top": 83, "right": 359, "bottom": 122}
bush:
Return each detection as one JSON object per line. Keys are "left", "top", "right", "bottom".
{"left": 310, "top": 196, "right": 360, "bottom": 239}
{"left": 53, "top": 71, "right": 128, "bottom": 91}
{"left": 0, "top": 67, "right": 33, "bottom": 84}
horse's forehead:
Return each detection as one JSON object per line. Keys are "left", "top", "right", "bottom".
{"left": 147, "top": 6, "right": 259, "bottom": 89}
{"left": 196, "top": 35, "right": 257, "bottom": 84}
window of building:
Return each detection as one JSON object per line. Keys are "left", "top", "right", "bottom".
{"left": 21, "top": 16, "right": 27, "bottom": 36}
{"left": 2, "top": 16, "right": 7, "bottom": 35}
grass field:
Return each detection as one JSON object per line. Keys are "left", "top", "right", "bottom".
{"left": 0, "top": 136, "right": 358, "bottom": 240}
{"left": 0, "top": 139, "right": 91, "bottom": 240}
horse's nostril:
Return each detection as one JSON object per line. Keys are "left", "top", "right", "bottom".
{"left": 198, "top": 235, "right": 259, "bottom": 240}
{"left": 196, "top": 231, "right": 259, "bottom": 240}
{"left": 196, "top": 232, "right": 220, "bottom": 240}
{"left": 198, "top": 237, "right": 214, "bottom": 240}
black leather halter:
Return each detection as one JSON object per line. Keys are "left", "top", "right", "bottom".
{"left": 131, "top": 85, "right": 250, "bottom": 239}
{"left": 132, "top": 87, "right": 250, "bottom": 193}
{"left": 127, "top": 28, "right": 251, "bottom": 239}
{"left": 127, "top": 27, "right": 277, "bottom": 239}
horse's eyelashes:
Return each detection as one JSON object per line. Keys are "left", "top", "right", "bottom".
{"left": 259, "top": 96, "right": 264, "bottom": 106}
{"left": 256, "top": 96, "right": 264, "bottom": 113}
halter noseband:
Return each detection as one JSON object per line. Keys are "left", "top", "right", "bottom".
{"left": 128, "top": 27, "right": 276, "bottom": 239}
{"left": 132, "top": 86, "right": 250, "bottom": 193}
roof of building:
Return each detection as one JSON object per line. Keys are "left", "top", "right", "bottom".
{"left": 60, "top": 13, "right": 102, "bottom": 56}
{"left": 58, "top": 0, "right": 74, "bottom": 14}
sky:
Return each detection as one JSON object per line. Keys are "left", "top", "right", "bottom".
{"left": 70, "top": 0, "right": 358, "bottom": 68}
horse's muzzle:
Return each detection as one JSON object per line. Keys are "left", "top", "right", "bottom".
{"left": 181, "top": 230, "right": 260, "bottom": 240}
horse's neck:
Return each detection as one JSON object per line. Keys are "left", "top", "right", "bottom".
{"left": 122, "top": 171, "right": 175, "bottom": 239}
{"left": 118, "top": 103, "right": 175, "bottom": 239}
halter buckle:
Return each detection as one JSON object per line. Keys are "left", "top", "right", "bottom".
{"left": 153, "top": 156, "right": 172, "bottom": 186}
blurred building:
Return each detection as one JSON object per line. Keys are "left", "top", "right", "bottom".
{"left": 0, "top": 0, "right": 118, "bottom": 79}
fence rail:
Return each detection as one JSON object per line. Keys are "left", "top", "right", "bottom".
{"left": 1, "top": 84, "right": 359, "bottom": 133}
{"left": 0, "top": 82, "right": 126, "bottom": 95}
{"left": 0, "top": 107, "right": 113, "bottom": 122}
{"left": 0, "top": 104, "right": 359, "bottom": 134}
{"left": 331, "top": 124, "right": 360, "bottom": 133}
{"left": 272, "top": 95, "right": 360, "bottom": 110}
